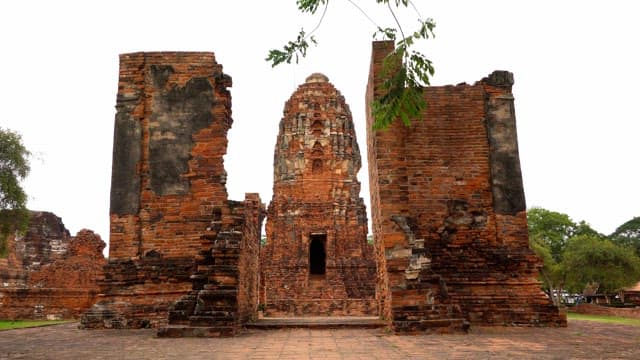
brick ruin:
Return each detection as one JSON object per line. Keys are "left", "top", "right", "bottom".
{"left": 260, "top": 73, "right": 376, "bottom": 316}
{"left": 79, "top": 52, "right": 264, "bottom": 336}
{"left": 74, "top": 42, "right": 565, "bottom": 336}
{"left": 366, "top": 41, "right": 566, "bottom": 332}
{"left": 0, "top": 211, "right": 106, "bottom": 320}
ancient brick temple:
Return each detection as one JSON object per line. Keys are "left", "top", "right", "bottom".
{"left": 260, "top": 73, "right": 376, "bottom": 316}
{"left": 366, "top": 41, "right": 566, "bottom": 332}
{"left": 0, "top": 211, "right": 106, "bottom": 320}
{"left": 80, "top": 52, "right": 264, "bottom": 335}
{"left": 77, "top": 43, "right": 564, "bottom": 336}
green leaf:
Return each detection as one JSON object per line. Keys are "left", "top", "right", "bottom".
{"left": 297, "top": 0, "right": 326, "bottom": 14}
{"left": 265, "top": 29, "right": 317, "bottom": 67}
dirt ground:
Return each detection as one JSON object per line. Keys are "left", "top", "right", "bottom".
{"left": 0, "top": 320, "right": 638, "bottom": 359}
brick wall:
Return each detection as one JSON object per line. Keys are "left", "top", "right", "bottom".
{"left": 0, "top": 212, "right": 106, "bottom": 320}
{"left": 83, "top": 52, "right": 265, "bottom": 334}
{"left": 238, "top": 193, "right": 265, "bottom": 324}
{"left": 82, "top": 52, "right": 239, "bottom": 329}
{"left": 108, "top": 52, "right": 232, "bottom": 261}
{"left": 366, "top": 41, "right": 565, "bottom": 332}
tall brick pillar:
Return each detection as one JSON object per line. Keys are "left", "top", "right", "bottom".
{"left": 81, "top": 52, "right": 266, "bottom": 330}
{"left": 366, "top": 41, "right": 565, "bottom": 333}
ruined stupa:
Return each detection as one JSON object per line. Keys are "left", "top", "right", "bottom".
{"left": 260, "top": 73, "right": 377, "bottom": 316}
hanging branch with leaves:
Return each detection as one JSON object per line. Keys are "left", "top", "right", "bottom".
{"left": 266, "top": 0, "right": 436, "bottom": 130}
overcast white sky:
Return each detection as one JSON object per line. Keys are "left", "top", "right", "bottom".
{"left": 1, "top": 1, "right": 638, "bottom": 251}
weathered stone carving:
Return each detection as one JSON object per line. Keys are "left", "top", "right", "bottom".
{"left": 261, "top": 73, "right": 376, "bottom": 316}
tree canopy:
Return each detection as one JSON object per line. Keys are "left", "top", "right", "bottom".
{"left": 0, "top": 127, "right": 31, "bottom": 256}
{"left": 267, "top": 0, "right": 435, "bottom": 130}
{"left": 528, "top": 208, "right": 640, "bottom": 305}
{"left": 563, "top": 235, "right": 640, "bottom": 296}
{"left": 527, "top": 207, "right": 576, "bottom": 263}
{"left": 609, "top": 216, "right": 640, "bottom": 257}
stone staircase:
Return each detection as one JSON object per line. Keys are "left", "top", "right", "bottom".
{"left": 157, "top": 206, "right": 245, "bottom": 338}
{"left": 247, "top": 316, "right": 385, "bottom": 330}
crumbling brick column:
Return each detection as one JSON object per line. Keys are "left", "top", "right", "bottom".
{"left": 366, "top": 41, "right": 566, "bottom": 333}
{"left": 81, "top": 52, "right": 247, "bottom": 329}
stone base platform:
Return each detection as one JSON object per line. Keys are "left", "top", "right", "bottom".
{"left": 246, "top": 316, "right": 386, "bottom": 330}
{"left": 264, "top": 299, "right": 377, "bottom": 317}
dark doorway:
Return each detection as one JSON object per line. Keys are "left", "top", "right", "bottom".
{"left": 309, "top": 234, "right": 326, "bottom": 275}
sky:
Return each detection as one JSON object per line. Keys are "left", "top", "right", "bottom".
{"left": 1, "top": 1, "right": 638, "bottom": 252}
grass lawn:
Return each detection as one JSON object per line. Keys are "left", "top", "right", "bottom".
{"left": 0, "top": 320, "right": 71, "bottom": 331}
{"left": 568, "top": 313, "right": 640, "bottom": 327}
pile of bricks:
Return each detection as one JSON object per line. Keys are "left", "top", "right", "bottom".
{"left": 0, "top": 212, "right": 106, "bottom": 320}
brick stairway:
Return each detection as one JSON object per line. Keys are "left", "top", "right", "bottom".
{"left": 157, "top": 205, "right": 245, "bottom": 338}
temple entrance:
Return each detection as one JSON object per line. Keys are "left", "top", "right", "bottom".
{"left": 309, "top": 234, "right": 326, "bottom": 275}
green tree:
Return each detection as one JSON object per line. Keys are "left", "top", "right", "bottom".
{"left": 0, "top": 127, "right": 31, "bottom": 257}
{"left": 267, "top": 0, "right": 435, "bottom": 129}
{"left": 527, "top": 207, "right": 578, "bottom": 305}
{"left": 529, "top": 236, "right": 566, "bottom": 306}
{"left": 563, "top": 235, "right": 640, "bottom": 303}
{"left": 527, "top": 207, "right": 576, "bottom": 262}
{"left": 610, "top": 216, "right": 640, "bottom": 257}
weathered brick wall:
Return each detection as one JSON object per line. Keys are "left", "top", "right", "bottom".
{"left": 109, "top": 52, "right": 232, "bottom": 260}
{"left": 261, "top": 73, "right": 376, "bottom": 317}
{"left": 570, "top": 303, "right": 640, "bottom": 319}
{"left": 366, "top": 41, "right": 565, "bottom": 331}
{"left": 83, "top": 52, "right": 236, "bottom": 328}
{"left": 157, "top": 194, "right": 265, "bottom": 337}
{"left": 0, "top": 212, "right": 106, "bottom": 320}
{"left": 238, "top": 193, "right": 265, "bottom": 324}
{"left": 84, "top": 52, "right": 265, "bottom": 334}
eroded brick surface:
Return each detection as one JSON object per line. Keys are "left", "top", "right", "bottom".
{"left": 0, "top": 212, "right": 106, "bottom": 319}
{"left": 82, "top": 52, "right": 265, "bottom": 333}
{"left": 261, "top": 73, "right": 376, "bottom": 317}
{"left": 366, "top": 41, "right": 566, "bottom": 332}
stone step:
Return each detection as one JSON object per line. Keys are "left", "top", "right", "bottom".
{"left": 189, "top": 315, "right": 236, "bottom": 327}
{"left": 246, "top": 316, "right": 386, "bottom": 330}
{"left": 264, "top": 298, "right": 377, "bottom": 317}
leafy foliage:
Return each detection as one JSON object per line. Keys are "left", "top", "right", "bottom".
{"left": 563, "top": 235, "right": 640, "bottom": 296}
{"left": 297, "top": 0, "right": 328, "bottom": 13}
{"left": 371, "top": 18, "right": 435, "bottom": 129}
{"left": 267, "top": 0, "right": 436, "bottom": 130}
{"left": 528, "top": 207, "right": 640, "bottom": 304}
{"left": 529, "top": 233, "right": 566, "bottom": 306}
{"left": 0, "top": 127, "right": 31, "bottom": 256}
{"left": 527, "top": 207, "right": 576, "bottom": 262}
{"left": 610, "top": 216, "right": 640, "bottom": 256}
{"left": 265, "top": 29, "right": 318, "bottom": 67}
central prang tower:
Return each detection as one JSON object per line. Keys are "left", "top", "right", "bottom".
{"left": 261, "top": 73, "right": 376, "bottom": 316}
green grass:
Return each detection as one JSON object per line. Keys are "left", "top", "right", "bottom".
{"left": 568, "top": 313, "right": 640, "bottom": 327}
{"left": 0, "top": 320, "right": 71, "bottom": 331}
